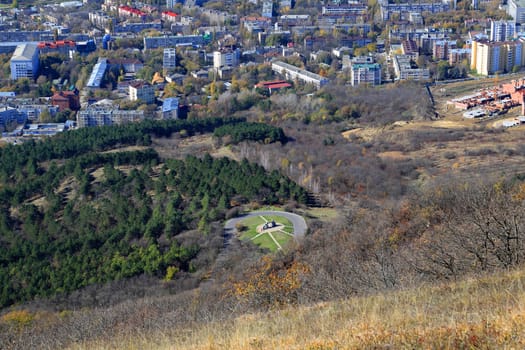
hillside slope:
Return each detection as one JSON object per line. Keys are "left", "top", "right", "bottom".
{"left": 69, "top": 268, "right": 525, "bottom": 349}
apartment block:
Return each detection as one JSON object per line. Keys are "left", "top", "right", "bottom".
{"left": 78, "top": 105, "right": 144, "bottom": 127}
{"left": 163, "top": 48, "right": 177, "bottom": 70}
{"left": 271, "top": 61, "right": 329, "bottom": 89}
{"left": 508, "top": 0, "right": 525, "bottom": 24}
{"left": 433, "top": 40, "right": 457, "bottom": 60}
{"left": 471, "top": 39, "right": 524, "bottom": 75}
{"left": 213, "top": 48, "right": 240, "bottom": 70}
{"left": 449, "top": 48, "right": 471, "bottom": 65}
{"left": 490, "top": 20, "right": 516, "bottom": 42}
{"left": 350, "top": 62, "right": 382, "bottom": 86}
{"left": 393, "top": 55, "right": 430, "bottom": 81}
{"left": 380, "top": 2, "right": 450, "bottom": 21}
{"left": 129, "top": 81, "right": 155, "bottom": 104}
{"left": 143, "top": 35, "right": 206, "bottom": 50}
{"left": 10, "top": 43, "right": 39, "bottom": 80}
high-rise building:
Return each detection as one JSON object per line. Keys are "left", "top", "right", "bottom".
{"left": 213, "top": 48, "right": 240, "bottom": 70}
{"left": 508, "top": 0, "right": 525, "bottom": 24}
{"left": 10, "top": 43, "right": 39, "bottom": 80}
{"left": 471, "top": 39, "right": 525, "bottom": 75}
{"left": 350, "top": 62, "right": 382, "bottom": 86}
{"left": 166, "top": 0, "right": 176, "bottom": 8}
{"left": 163, "top": 48, "right": 177, "bottom": 70}
{"left": 490, "top": 20, "right": 516, "bottom": 42}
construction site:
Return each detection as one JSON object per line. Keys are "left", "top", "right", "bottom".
{"left": 448, "top": 78, "right": 525, "bottom": 118}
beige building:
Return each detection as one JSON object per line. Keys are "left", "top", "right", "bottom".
{"left": 129, "top": 81, "right": 155, "bottom": 104}
{"left": 471, "top": 39, "right": 525, "bottom": 76}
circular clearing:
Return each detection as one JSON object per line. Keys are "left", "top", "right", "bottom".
{"left": 225, "top": 211, "right": 307, "bottom": 252}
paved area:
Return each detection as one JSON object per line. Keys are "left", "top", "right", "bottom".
{"left": 224, "top": 210, "right": 307, "bottom": 244}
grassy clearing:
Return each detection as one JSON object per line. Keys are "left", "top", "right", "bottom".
{"left": 71, "top": 267, "right": 525, "bottom": 349}
{"left": 302, "top": 207, "right": 339, "bottom": 222}
{"left": 272, "top": 231, "right": 292, "bottom": 246}
{"left": 239, "top": 215, "right": 294, "bottom": 252}
{"left": 250, "top": 233, "right": 277, "bottom": 251}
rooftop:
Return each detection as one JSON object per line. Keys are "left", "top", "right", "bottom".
{"left": 11, "top": 43, "right": 38, "bottom": 61}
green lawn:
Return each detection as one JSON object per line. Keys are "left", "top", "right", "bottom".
{"left": 251, "top": 233, "right": 277, "bottom": 251}
{"left": 238, "top": 214, "right": 294, "bottom": 252}
{"left": 272, "top": 231, "right": 293, "bottom": 247}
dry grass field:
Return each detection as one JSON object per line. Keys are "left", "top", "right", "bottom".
{"left": 65, "top": 267, "right": 525, "bottom": 349}
{"left": 152, "top": 134, "right": 238, "bottom": 161}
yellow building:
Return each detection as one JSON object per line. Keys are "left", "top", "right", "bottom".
{"left": 471, "top": 39, "right": 525, "bottom": 76}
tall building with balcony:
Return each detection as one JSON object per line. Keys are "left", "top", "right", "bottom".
{"left": 163, "top": 48, "right": 177, "bottom": 70}
{"left": 471, "top": 39, "right": 525, "bottom": 75}
{"left": 350, "top": 62, "right": 382, "bottom": 86}
{"left": 490, "top": 20, "right": 516, "bottom": 42}
{"left": 508, "top": 0, "right": 525, "bottom": 24}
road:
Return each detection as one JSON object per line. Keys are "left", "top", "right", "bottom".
{"left": 224, "top": 210, "right": 308, "bottom": 243}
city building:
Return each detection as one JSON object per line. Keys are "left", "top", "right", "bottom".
{"left": 262, "top": 0, "right": 273, "bottom": 18}
{"left": 10, "top": 43, "right": 39, "bottom": 80}
{"left": 490, "top": 20, "right": 516, "bottom": 42}
{"left": 470, "top": 39, "right": 524, "bottom": 75}
{"left": 143, "top": 35, "right": 206, "bottom": 50}
{"left": 349, "top": 62, "right": 382, "bottom": 86}
{"left": 162, "top": 11, "right": 178, "bottom": 22}
{"left": 118, "top": 5, "right": 146, "bottom": 18}
{"left": 278, "top": 14, "right": 310, "bottom": 27}
{"left": 166, "top": 0, "right": 176, "bottom": 8}
{"left": 89, "top": 11, "right": 113, "bottom": 30}
{"left": 433, "top": 40, "right": 457, "bottom": 61}
{"left": 37, "top": 40, "right": 76, "bottom": 56}
{"left": 255, "top": 80, "right": 292, "bottom": 94}
{"left": 129, "top": 81, "right": 155, "bottom": 104}
{"left": 51, "top": 90, "right": 80, "bottom": 112}
{"left": 163, "top": 48, "right": 177, "bottom": 70}
{"left": 86, "top": 58, "right": 107, "bottom": 88}
{"left": 162, "top": 97, "right": 179, "bottom": 119}
{"left": 271, "top": 61, "right": 329, "bottom": 89}
{"left": 380, "top": 2, "right": 450, "bottom": 21}
{"left": 0, "top": 107, "right": 27, "bottom": 129}
{"left": 393, "top": 55, "right": 430, "bottom": 81}
{"left": 213, "top": 48, "right": 240, "bottom": 70}
{"left": 449, "top": 48, "right": 471, "bottom": 65}
{"left": 201, "top": 9, "right": 238, "bottom": 25}
{"left": 508, "top": 0, "right": 525, "bottom": 24}
{"left": 78, "top": 102, "right": 145, "bottom": 127}
{"left": 107, "top": 58, "right": 144, "bottom": 73}
{"left": 401, "top": 39, "right": 419, "bottom": 60}
{"left": 241, "top": 16, "right": 272, "bottom": 33}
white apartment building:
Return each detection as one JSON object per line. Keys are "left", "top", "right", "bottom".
{"left": 213, "top": 49, "right": 240, "bottom": 69}
{"left": 129, "top": 81, "right": 155, "bottom": 104}
{"left": 508, "top": 0, "right": 525, "bottom": 24}
{"left": 490, "top": 20, "right": 516, "bottom": 42}
{"left": 271, "top": 61, "right": 329, "bottom": 88}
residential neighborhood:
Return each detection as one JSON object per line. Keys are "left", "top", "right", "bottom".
{"left": 0, "top": 0, "right": 522, "bottom": 141}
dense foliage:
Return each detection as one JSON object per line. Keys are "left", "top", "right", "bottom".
{"left": 0, "top": 118, "right": 306, "bottom": 308}
{"left": 213, "top": 123, "right": 287, "bottom": 144}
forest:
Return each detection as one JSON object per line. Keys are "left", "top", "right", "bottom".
{"left": 0, "top": 118, "right": 302, "bottom": 308}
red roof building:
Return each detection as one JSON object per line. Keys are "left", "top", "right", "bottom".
{"left": 119, "top": 5, "right": 146, "bottom": 18}
{"left": 255, "top": 80, "right": 292, "bottom": 93}
{"left": 162, "top": 11, "right": 178, "bottom": 22}
{"left": 51, "top": 91, "right": 80, "bottom": 112}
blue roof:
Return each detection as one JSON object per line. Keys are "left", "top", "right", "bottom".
{"left": 87, "top": 58, "right": 107, "bottom": 88}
